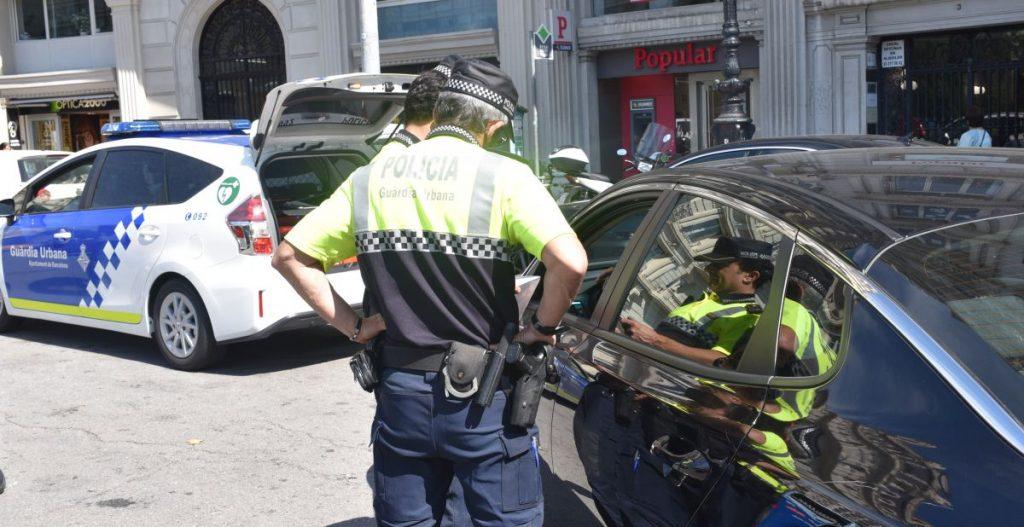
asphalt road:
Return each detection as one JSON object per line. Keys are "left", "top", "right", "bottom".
{"left": 1, "top": 320, "right": 378, "bottom": 526}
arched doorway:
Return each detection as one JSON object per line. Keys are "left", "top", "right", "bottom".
{"left": 199, "top": 0, "right": 285, "bottom": 120}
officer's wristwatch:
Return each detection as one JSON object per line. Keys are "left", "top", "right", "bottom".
{"left": 531, "top": 313, "right": 559, "bottom": 336}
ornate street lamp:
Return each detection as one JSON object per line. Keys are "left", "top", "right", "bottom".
{"left": 712, "top": 0, "right": 753, "bottom": 145}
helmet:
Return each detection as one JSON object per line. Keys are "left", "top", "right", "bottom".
{"left": 548, "top": 145, "right": 589, "bottom": 176}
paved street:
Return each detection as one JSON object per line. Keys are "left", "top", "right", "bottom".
{"left": 1, "top": 320, "right": 377, "bottom": 526}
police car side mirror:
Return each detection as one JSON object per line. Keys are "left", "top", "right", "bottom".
{"left": 0, "top": 198, "right": 15, "bottom": 218}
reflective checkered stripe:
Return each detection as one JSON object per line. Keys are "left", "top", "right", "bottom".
{"left": 80, "top": 206, "right": 146, "bottom": 308}
{"left": 445, "top": 78, "right": 516, "bottom": 118}
{"left": 356, "top": 230, "right": 512, "bottom": 262}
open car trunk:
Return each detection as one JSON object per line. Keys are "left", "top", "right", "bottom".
{"left": 253, "top": 72, "right": 415, "bottom": 272}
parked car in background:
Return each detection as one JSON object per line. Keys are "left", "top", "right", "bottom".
{"left": 0, "top": 150, "right": 68, "bottom": 200}
{"left": 0, "top": 72, "right": 414, "bottom": 370}
{"left": 670, "top": 134, "right": 935, "bottom": 167}
{"left": 529, "top": 147, "right": 1024, "bottom": 526}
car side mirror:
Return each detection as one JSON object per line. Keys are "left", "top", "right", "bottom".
{"left": 0, "top": 198, "right": 15, "bottom": 218}
{"left": 616, "top": 148, "right": 627, "bottom": 157}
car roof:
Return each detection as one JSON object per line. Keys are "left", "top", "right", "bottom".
{"left": 627, "top": 147, "right": 1024, "bottom": 267}
{"left": 0, "top": 150, "right": 68, "bottom": 159}
{"left": 673, "top": 134, "right": 933, "bottom": 163}
{"left": 73, "top": 137, "right": 250, "bottom": 171}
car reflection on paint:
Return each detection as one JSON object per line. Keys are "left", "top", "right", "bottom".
{"left": 528, "top": 146, "right": 1024, "bottom": 526}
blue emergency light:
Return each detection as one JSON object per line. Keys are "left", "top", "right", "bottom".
{"left": 101, "top": 119, "right": 252, "bottom": 139}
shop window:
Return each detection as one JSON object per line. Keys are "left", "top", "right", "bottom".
{"left": 91, "top": 150, "right": 167, "bottom": 209}
{"left": 16, "top": 0, "right": 46, "bottom": 40}
{"left": 48, "top": 0, "right": 92, "bottom": 38}
{"left": 16, "top": 0, "right": 109, "bottom": 39}
{"left": 165, "top": 153, "right": 223, "bottom": 204}
{"left": 594, "top": 0, "right": 717, "bottom": 16}
{"left": 377, "top": 0, "right": 497, "bottom": 40}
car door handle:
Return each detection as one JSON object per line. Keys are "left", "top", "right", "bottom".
{"left": 138, "top": 225, "right": 160, "bottom": 241}
{"left": 650, "top": 435, "right": 712, "bottom": 483}
{"left": 53, "top": 229, "right": 72, "bottom": 241}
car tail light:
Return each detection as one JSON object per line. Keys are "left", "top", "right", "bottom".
{"left": 227, "top": 195, "right": 274, "bottom": 255}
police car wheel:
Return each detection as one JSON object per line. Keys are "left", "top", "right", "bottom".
{"left": 0, "top": 291, "right": 22, "bottom": 333}
{"left": 152, "top": 281, "right": 223, "bottom": 371}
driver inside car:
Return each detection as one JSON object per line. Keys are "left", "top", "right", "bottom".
{"left": 619, "top": 236, "right": 772, "bottom": 366}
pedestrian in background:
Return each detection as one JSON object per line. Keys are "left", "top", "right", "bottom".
{"left": 958, "top": 105, "right": 992, "bottom": 147}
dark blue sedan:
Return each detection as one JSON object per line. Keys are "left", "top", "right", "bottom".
{"left": 530, "top": 147, "right": 1024, "bottom": 526}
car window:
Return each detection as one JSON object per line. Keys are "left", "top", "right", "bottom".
{"left": 612, "top": 194, "right": 784, "bottom": 369}
{"left": 166, "top": 152, "right": 223, "bottom": 203}
{"left": 261, "top": 155, "right": 354, "bottom": 239}
{"left": 92, "top": 150, "right": 167, "bottom": 208}
{"left": 871, "top": 214, "right": 1024, "bottom": 423}
{"left": 568, "top": 207, "right": 651, "bottom": 319}
{"left": 25, "top": 157, "right": 95, "bottom": 214}
{"left": 18, "top": 155, "right": 66, "bottom": 182}
{"left": 773, "top": 248, "right": 846, "bottom": 379}
{"left": 746, "top": 148, "right": 808, "bottom": 157}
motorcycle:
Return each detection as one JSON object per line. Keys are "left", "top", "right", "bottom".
{"left": 618, "top": 122, "right": 675, "bottom": 177}
{"left": 547, "top": 145, "right": 612, "bottom": 219}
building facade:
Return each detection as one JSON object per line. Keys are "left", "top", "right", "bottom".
{"left": 2, "top": 0, "right": 1023, "bottom": 171}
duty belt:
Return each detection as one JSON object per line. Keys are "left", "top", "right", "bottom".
{"left": 378, "top": 344, "right": 448, "bottom": 372}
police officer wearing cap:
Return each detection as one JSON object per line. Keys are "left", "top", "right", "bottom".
{"left": 376, "top": 55, "right": 460, "bottom": 160}
{"left": 272, "top": 59, "right": 587, "bottom": 526}
{"left": 620, "top": 236, "right": 773, "bottom": 365}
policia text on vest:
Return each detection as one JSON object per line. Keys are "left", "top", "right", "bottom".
{"left": 271, "top": 59, "right": 587, "bottom": 526}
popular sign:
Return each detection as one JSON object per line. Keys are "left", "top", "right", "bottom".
{"left": 552, "top": 10, "right": 574, "bottom": 52}
{"left": 634, "top": 43, "right": 718, "bottom": 72}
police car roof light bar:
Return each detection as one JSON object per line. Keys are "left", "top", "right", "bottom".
{"left": 101, "top": 119, "right": 252, "bottom": 138}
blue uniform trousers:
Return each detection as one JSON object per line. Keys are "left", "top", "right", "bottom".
{"left": 372, "top": 368, "right": 543, "bottom": 527}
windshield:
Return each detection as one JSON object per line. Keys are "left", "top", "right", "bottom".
{"left": 635, "top": 122, "right": 674, "bottom": 161}
{"left": 18, "top": 155, "right": 67, "bottom": 182}
{"left": 869, "top": 214, "right": 1024, "bottom": 422}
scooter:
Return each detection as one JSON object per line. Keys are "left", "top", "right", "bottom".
{"left": 618, "top": 122, "right": 675, "bottom": 177}
{"left": 547, "top": 145, "right": 612, "bottom": 218}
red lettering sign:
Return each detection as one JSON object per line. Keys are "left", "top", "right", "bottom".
{"left": 633, "top": 44, "right": 719, "bottom": 72}
{"left": 557, "top": 16, "right": 568, "bottom": 39}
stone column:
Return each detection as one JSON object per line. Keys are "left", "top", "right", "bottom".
{"left": 831, "top": 37, "right": 872, "bottom": 134}
{"left": 578, "top": 50, "right": 602, "bottom": 172}
{"left": 321, "top": 0, "right": 350, "bottom": 75}
{"left": 758, "top": 0, "right": 806, "bottom": 137}
{"left": 107, "top": 0, "right": 147, "bottom": 121}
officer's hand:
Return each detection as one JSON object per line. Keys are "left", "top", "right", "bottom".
{"left": 514, "top": 324, "right": 555, "bottom": 347}
{"left": 353, "top": 314, "right": 386, "bottom": 345}
{"left": 620, "top": 317, "right": 662, "bottom": 347}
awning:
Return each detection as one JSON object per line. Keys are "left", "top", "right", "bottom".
{"left": 0, "top": 68, "right": 117, "bottom": 104}
{"left": 8, "top": 93, "right": 117, "bottom": 108}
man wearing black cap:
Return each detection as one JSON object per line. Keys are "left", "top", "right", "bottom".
{"left": 621, "top": 236, "right": 773, "bottom": 366}
{"left": 376, "top": 55, "right": 460, "bottom": 159}
{"left": 273, "top": 58, "right": 587, "bottom": 525}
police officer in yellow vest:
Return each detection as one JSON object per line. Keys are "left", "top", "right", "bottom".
{"left": 620, "top": 236, "right": 773, "bottom": 365}
{"left": 272, "top": 59, "right": 587, "bottom": 526}
{"left": 377, "top": 55, "right": 459, "bottom": 160}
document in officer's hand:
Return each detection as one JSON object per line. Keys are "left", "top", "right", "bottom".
{"left": 514, "top": 275, "right": 541, "bottom": 322}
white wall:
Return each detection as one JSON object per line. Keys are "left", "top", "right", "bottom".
{"left": 11, "top": 33, "right": 116, "bottom": 74}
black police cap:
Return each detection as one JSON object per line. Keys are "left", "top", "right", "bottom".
{"left": 433, "top": 54, "right": 461, "bottom": 78}
{"left": 443, "top": 59, "right": 518, "bottom": 121}
{"left": 695, "top": 236, "right": 773, "bottom": 265}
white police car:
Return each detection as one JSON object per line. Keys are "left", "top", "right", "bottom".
{"left": 0, "top": 73, "right": 414, "bottom": 370}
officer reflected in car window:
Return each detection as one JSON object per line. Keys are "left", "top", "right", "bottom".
{"left": 618, "top": 231, "right": 776, "bottom": 368}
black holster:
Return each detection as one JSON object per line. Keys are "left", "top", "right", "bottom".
{"left": 507, "top": 342, "right": 551, "bottom": 430}
{"left": 350, "top": 338, "right": 380, "bottom": 393}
